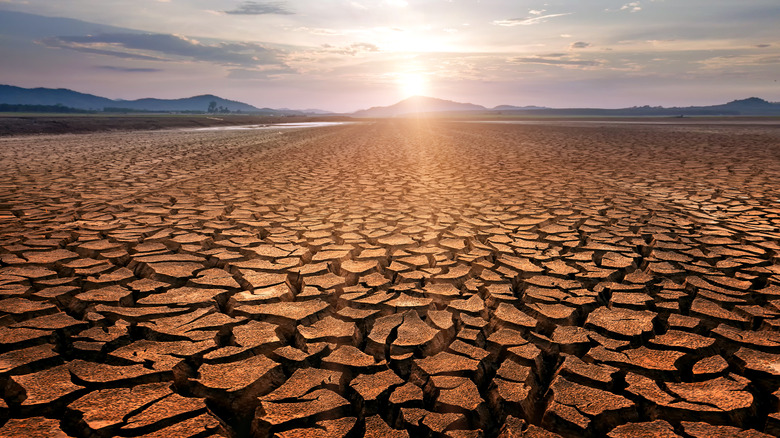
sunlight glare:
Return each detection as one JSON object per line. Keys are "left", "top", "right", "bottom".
{"left": 398, "top": 73, "right": 428, "bottom": 98}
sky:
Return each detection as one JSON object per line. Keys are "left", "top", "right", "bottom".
{"left": 0, "top": 0, "right": 779, "bottom": 112}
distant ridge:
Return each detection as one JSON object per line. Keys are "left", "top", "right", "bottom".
{"left": 113, "top": 94, "right": 265, "bottom": 113}
{"left": 3, "top": 84, "right": 780, "bottom": 117}
{"left": 491, "top": 97, "right": 780, "bottom": 117}
{"left": 492, "top": 104, "right": 548, "bottom": 111}
{"left": 278, "top": 107, "right": 333, "bottom": 115}
{"left": 0, "top": 84, "right": 313, "bottom": 115}
{"left": 0, "top": 85, "right": 114, "bottom": 111}
{"left": 353, "top": 96, "right": 780, "bottom": 117}
{"left": 352, "top": 96, "right": 487, "bottom": 117}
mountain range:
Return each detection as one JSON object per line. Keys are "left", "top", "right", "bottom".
{"left": 0, "top": 85, "right": 328, "bottom": 115}
{"left": 351, "top": 97, "right": 554, "bottom": 117}
{"left": 2, "top": 84, "right": 780, "bottom": 117}
{"left": 352, "top": 96, "right": 487, "bottom": 117}
{"left": 352, "top": 96, "right": 780, "bottom": 117}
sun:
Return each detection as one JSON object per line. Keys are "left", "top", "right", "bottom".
{"left": 397, "top": 73, "right": 428, "bottom": 98}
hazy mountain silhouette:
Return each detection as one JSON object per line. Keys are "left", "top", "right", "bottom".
{"left": 351, "top": 95, "right": 780, "bottom": 117}
{"left": 498, "top": 97, "right": 780, "bottom": 116}
{"left": 492, "top": 105, "right": 548, "bottom": 111}
{"left": 709, "top": 97, "right": 778, "bottom": 113}
{"left": 113, "top": 95, "right": 264, "bottom": 113}
{"left": 0, "top": 85, "right": 114, "bottom": 111}
{"left": 0, "top": 84, "right": 305, "bottom": 114}
{"left": 278, "top": 108, "right": 334, "bottom": 115}
{"left": 3, "top": 84, "right": 780, "bottom": 116}
{"left": 352, "top": 96, "right": 487, "bottom": 117}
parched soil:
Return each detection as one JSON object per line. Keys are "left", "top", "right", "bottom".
{"left": 1, "top": 119, "right": 780, "bottom": 437}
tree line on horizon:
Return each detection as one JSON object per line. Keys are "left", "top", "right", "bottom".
{"left": 0, "top": 103, "right": 96, "bottom": 114}
{"left": 0, "top": 101, "right": 240, "bottom": 115}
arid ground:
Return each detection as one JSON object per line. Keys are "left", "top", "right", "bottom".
{"left": 1, "top": 119, "right": 780, "bottom": 437}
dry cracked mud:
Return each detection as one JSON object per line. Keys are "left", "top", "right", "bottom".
{"left": 1, "top": 119, "right": 780, "bottom": 437}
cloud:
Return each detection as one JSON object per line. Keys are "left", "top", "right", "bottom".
{"left": 699, "top": 53, "right": 780, "bottom": 70}
{"left": 324, "top": 42, "right": 380, "bottom": 56}
{"left": 511, "top": 56, "right": 601, "bottom": 67}
{"left": 294, "top": 27, "right": 346, "bottom": 36}
{"left": 39, "top": 37, "right": 167, "bottom": 61}
{"left": 227, "top": 66, "right": 297, "bottom": 79}
{"left": 756, "top": 44, "right": 771, "bottom": 48}
{"left": 492, "top": 13, "right": 572, "bottom": 27}
{"left": 222, "top": 1, "right": 293, "bottom": 15}
{"left": 40, "top": 33, "right": 283, "bottom": 67}
{"left": 96, "top": 65, "right": 163, "bottom": 72}
{"left": 621, "top": 2, "right": 642, "bottom": 12}
{"left": 570, "top": 41, "right": 591, "bottom": 49}
{"left": 757, "top": 56, "right": 780, "bottom": 64}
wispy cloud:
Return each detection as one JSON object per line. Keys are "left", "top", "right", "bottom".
{"left": 222, "top": 1, "right": 293, "bottom": 15}
{"left": 96, "top": 65, "right": 163, "bottom": 73}
{"left": 620, "top": 2, "right": 642, "bottom": 12}
{"left": 321, "top": 42, "right": 380, "bottom": 56}
{"left": 698, "top": 53, "right": 780, "bottom": 70}
{"left": 40, "top": 33, "right": 283, "bottom": 67}
{"left": 493, "top": 13, "right": 572, "bottom": 27}
{"left": 570, "top": 41, "right": 591, "bottom": 49}
{"left": 294, "top": 27, "right": 346, "bottom": 36}
{"left": 40, "top": 37, "right": 166, "bottom": 61}
{"left": 511, "top": 56, "right": 601, "bottom": 67}
{"left": 226, "top": 65, "right": 297, "bottom": 79}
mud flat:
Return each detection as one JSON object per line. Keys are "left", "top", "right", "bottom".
{"left": 0, "top": 114, "right": 353, "bottom": 137}
{"left": 1, "top": 119, "right": 780, "bottom": 437}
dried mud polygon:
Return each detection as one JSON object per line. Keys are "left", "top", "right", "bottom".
{"left": 1, "top": 120, "right": 780, "bottom": 437}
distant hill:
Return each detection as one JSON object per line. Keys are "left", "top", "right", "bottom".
{"left": 706, "top": 97, "right": 780, "bottom": 115}
{"left": 4, "top": 84, "right": 779, "bottom": 117}
{"left": 0, "top": 103, "right": 94, "bottom": 114}
{"left": 352, "top": 96, "right": 487, "bottom": 117}
{"left": 492, "top": 105, "right": 548, "bottom": 111}
{"left": 0, "top": 84, "right": 303, "bottom": 115}
{"left": 721, "top": 97, "right": 775, "bottom": 107}
{"left": 0, "top": 85, "right": 114, "bottom": 111}
{"left": 352, "top": 95, "right": 780, "bottom": 117}
{"left": 279, "top": 107, "right": 333, "bottom": 115}
{"left": 490, "top": 97, "right": 780, "bottom": 117}
{"left": 113, "top": 94, "right": 266, "bottom": 113}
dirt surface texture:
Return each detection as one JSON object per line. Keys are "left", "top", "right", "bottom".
{"left": 1, "top": 119, "right": 780, "bottom": 437}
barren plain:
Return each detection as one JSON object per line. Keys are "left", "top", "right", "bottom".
{"left": 1, "top": 119, "right": 780, "bottom": 437}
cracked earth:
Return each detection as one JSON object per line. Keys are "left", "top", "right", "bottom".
{"left": 1, "top": 120, "right": 780, "bottom": 437}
